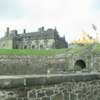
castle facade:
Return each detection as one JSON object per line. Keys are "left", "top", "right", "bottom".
{"left": 0, "top": 27, "right": 68, "bottom": 49}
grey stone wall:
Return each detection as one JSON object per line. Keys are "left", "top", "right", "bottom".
{"left": 27, "top": 80, "right": 100, "bottom": 100}
{"left": 0, "top": 53, "right": 98, "bottom": 75}
{"left": 0, "top": 56, "right": 67, "bottom": 75}
{"left": 0, "top": 74, "right": 99, "bottom": 100}
{"left": 0, "top": 38, "right": 13, "bottom": 49}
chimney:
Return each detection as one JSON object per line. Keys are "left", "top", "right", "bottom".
{"left": 38, "top": 26, "right": 44, "bottom": 33}
{"left": 23, "top": 29, "right": 26, "bottom": 34}
{"left": 6, "top": 27, "right": 10, "bottom": 36}
{"left": 41, "top": 26, "right": 44, "bottom": 31}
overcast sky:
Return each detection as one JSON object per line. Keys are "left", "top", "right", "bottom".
{"left": 0, "top": 0, "right": 100, "bottom": 42}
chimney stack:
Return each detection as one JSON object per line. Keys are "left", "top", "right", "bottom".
{"left": 6, "top": 27, "right": 10, "bottom": 36}
{"left": 38, "top": 26, "right": 44, "bottom": 33}
{"left": 23, "top": 29, "right": 26, "bottom": 34}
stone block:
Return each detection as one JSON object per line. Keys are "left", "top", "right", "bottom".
{"left": 35, "top": 99, "right": 40, "bottom": 100}
{"left": 54, "top": 89, "right": 59, "bottom": 94}
{"left": 97, "top": 96, "right": 100, "bottom": 100}
{"left": 70, "top": 94, "right": 77, "bottom": 100}
{"left": 37, "top": 92, "right": 45, "bottom": 98}
{"left": 45, "top": 89, "right": 54, "bottom": 96}
{"left": 64, "top": 92, "right": 69, "bottom": 100}
{"left": 78, "top": 94, "right": 86, "bottom": 100}
{"left": 93, "top": 90, "right": 98, "bottom": 96}
{"left": 52, "top": 93, "right": 63, "bottom": 100}
{"left": 5, "top": 98, "right": 17, "bottom": 100}
{"left": 42, "top": 97, "right": 50, "bottom": 100}
{"left": 87, "top": 93, "right": 94, "bottom": 100}
{"left": 28, "top": 90, "right": 36, "bottom": 98}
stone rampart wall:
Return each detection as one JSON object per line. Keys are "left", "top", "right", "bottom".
{"left": 0, "top": 73, "right": 99, "bottom": 100}
{"left": 0, "top": 53, "right": 99, "bottom": 75}
{"left": 0, "top": 56, "right": 67, "bottom": 75}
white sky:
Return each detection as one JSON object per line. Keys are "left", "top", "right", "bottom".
{"left": 0, "top": 0, "right": 100, "bottom": 42}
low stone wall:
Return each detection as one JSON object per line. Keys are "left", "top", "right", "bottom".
{"left": 0, "top": 53, "right": 99, "bottom": 75}
{"left": 0, "top": 56, "right": 67, "bottom": 75}
{"left": 0, "top": 73, "right": 99, "bottom": 100}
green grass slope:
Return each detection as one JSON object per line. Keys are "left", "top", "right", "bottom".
{"left": 0, "top": 44, "right": 100, "bottom": 56}
{"left": 0, "top": 49, "right": 66, "bottom": 56}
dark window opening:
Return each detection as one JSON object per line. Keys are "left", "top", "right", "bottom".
{"left": 40, "top": 45, "right": 43, "bottom": 49}
{"left": 32, "top": 45, "right": 35, "bottom": 49}
{"left": 2, "top": 44, "right": 5, "bottom": 47}
{"left": 24, "top": 46, "right": 27, "bottom": 49}
{"left": 16, "top": 45, "right": 18, "bottom": 49}
{"left": 74, "top": 60, "right": 86, "bottom": 71}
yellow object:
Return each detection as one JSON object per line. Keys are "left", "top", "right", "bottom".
{"left": 72, "top": 32, "right": 99, "bottom": 44}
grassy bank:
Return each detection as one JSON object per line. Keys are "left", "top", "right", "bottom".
{"left": 0, "top": 44, "right": 100, "bottom": 56}
{"left": 0, "top": 49, "right": 67, "bottom": 56}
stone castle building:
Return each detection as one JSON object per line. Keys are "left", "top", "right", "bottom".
{"left": 0, "top": 27, "right": 68, "bottom": 49}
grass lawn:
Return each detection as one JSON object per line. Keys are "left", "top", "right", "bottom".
{"left": 92, "top": 44, "right": 100, "bottom": 52}
{"left": 67, "top": 45, "right": 89, "bottom": 53}
{"left": 0, "top": 49, "right": 67, "bottom": 56}
{"left": 0, "top": 44, "right": 100, "bottom": 56}
{"left": 68, "top": 44, "right": 100, "bottom": 54}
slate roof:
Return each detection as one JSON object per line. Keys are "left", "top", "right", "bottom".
{"left": 3, "top": 27, "right": 60, "bottom": 41}
{"left": 18, "top": 28, "right": 58, "bottom": 39}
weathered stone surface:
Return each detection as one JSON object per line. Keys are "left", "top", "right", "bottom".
{"left": 28, "top": 90, "right": 36, "bottom": 98}
{"left": 42, "top": 97, "right": 50, "bottom": 100}
{"left": 35, "top": 99, "right": 40, "bottom": 100}
{"left": 37, "top": 92, "right": 45, "bottom": 98}
{"left": 64, "top": 92, "right": 70, "bottom": 100}
{"left": 52, "top": 93, "right": 63, "bottom": 100}
{"left": 0, "top": 55, "right": 67, "bottom": 75}
{"left": 45, "top": 89, "right": 54, "bottom": 96}
{"left": 70, "top": 94, "right": 77, "bottom": 100}
{"left": 0, "top": 73, "right": 99, "bottom": 100}
{"left": 5, "top": 98, "right": 16, "bottom": 100}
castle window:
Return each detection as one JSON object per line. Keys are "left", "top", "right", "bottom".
{"left": 24, "top": 46, "right": 27, "bottom": 49}
{"left": 2, "top": 44, "right": 5, "bottom": 47}
{"left": 32, "top": 45, "right": 35, "bottom": 49}
{"left": 16, "top": 45, "right": 18, "bottom": 49}
{"left": 40, "top": 45, "right": 43, "bottom": 49}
